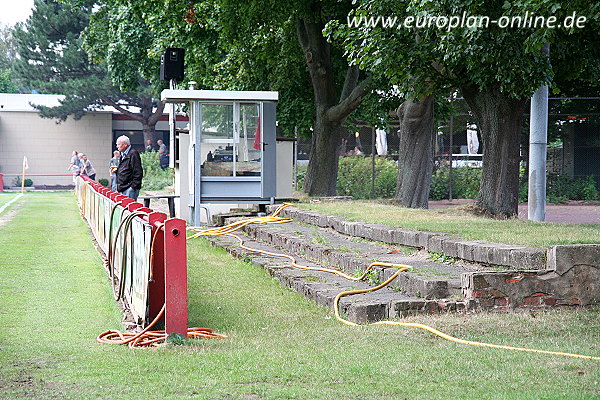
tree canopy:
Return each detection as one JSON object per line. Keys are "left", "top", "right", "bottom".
{"left": 13, "top": 0, "right": 166, "bottom": 143}
{"left": 327, "top": 0, "right": 600, "bottom": 215}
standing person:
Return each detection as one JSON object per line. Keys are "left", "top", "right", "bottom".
{"left": 68, "top": 150, "right": 81, "bottom": 182}
{"left": 115, "top": 135, "right": 143, "bottom": 200}
{"left": 157, "top": 139, "right": 169, "bottom": 170}
{"left": 145, "top": 139, "right": 154, "bottom": 152}
{"left": 80, "top": 154, "right": 96, "bottom": 181}
{"left": 109, "top": 150, "right": 120, "bottom": 191}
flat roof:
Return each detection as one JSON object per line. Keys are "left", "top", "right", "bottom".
{"left": 161, "top": 89, "right": 278, "bottom": 102}
{"left": 0, "top": 93, "right": 64, "bottom": 111}
{"left": 0, "top": 93, "right": 130, "bottom": 113}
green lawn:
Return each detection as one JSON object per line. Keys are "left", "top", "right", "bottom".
{"left": 0, "top": 192, "right": 598, "bottom": 399}
{"left": 298, "top": 201, "right": 600, "bottom": 247}
{"left": 0, "top": 192, "right": 22, "bottom": 211}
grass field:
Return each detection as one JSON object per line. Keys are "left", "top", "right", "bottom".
{"left": 0, "top": 192, "right": 22, "bottom": 211}
{"left": 298, "top": 201, "right": 600, "bottom": 247}
{"left": 0, "top": 192, "right": 598, "bottom": 399}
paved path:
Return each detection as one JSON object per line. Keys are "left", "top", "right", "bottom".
{"left": 429, "top": 199, "right": 600, "bottom": 224}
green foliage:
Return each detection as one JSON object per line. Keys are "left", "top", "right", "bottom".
{"left": 296, "top": 164, "right": 308, "bottom": 191}
{"left": 520, "top": 170, "right": 600, "bottom": 203}
{"left": 140, "top": 151, "right": 173, "bottom": 191}
{"left": 429, "top": 167, "right": 482, "bottom": 200}
{"left": 427, "top": 251, "right": 457, "bottom": 265}
{"left": 12, "top": 0, "right": 98, "bottom": 112}
{"left": 336, "top": 156, "right": 397, "bottom": 199}
{"left": 12, "top": 0, "right": 164, "bottom": 142}
{"left": 0, "top": 69, "right": 17, "bottom": 93}
{"left": 11, "top": 177, "right": 33, "bottom": 187}
{"left": 98, "top": 178, "right": 109, "bottom": 187}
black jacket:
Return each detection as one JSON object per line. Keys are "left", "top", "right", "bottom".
{"left": 116, "top": 147, "right": 143, "bottom": 191}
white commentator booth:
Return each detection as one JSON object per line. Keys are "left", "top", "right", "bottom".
{"left": 161, "top": 89, "right": 279, "bottom": 226}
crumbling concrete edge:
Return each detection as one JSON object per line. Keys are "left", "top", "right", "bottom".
{"left": 204, "top": 234, "right": 472, "bottom": 322}
{"left": 268, "top": 205, "right": 546, "bottom": 270}
{"left": 267, "top": 205, "right": 600, "bottom": 310}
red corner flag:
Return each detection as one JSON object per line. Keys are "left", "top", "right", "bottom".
{"left": 253, "top": 117, "right": 261, "bottom": 150}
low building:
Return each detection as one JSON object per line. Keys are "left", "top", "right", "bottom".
{"left": 0, "top": 93, "right": 185, "bottom": 188}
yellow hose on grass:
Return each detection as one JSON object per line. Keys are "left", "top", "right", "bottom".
{"left": 189, "top": 203, "right": 600, "bottom": 361}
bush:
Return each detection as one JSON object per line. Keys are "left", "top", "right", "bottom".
{"left": 296, "top": 164, "right": 307, "bottom": 191}
{"left": 429, "top": 167, "right": 481, "bottom": 200}
{"left": 12, "top": 177, "right": 33, "bottom": 187}
{"left": 297, "top": 157, "right": 600, "bottom": 203}
{"left": 140, "top": 151, "right": 174, "bottom": 191}
{"left": 336, "top": 156, "right": 397, "bottom": 199}
{"left": 98, "top": 178, "right": 109, "bottom": 187}
{"left": 295, "top": 157, "right": 398, "bottom": 199}
{"left": 547, "top": 174, "right": 599, "bottom": 203}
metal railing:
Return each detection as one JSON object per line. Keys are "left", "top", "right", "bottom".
{"left": 75, "top": 176, "right": 188, "bottom": 336}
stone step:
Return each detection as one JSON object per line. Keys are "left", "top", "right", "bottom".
{"left": 206, "top": 233, "right": 470, "bottom": 323}
{"left": 266, "top": 205, "right": 548, "bottom": 270}
{"left": 236, "top": 219, "right": 483, "bottom": 300}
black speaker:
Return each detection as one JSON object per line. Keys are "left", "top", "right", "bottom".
{"left": 160, "top": 48, "right": 185, "bottom": 82}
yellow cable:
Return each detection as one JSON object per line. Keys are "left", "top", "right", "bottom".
{"left": 188, "top": 204, "right": 600, "bottom": 361}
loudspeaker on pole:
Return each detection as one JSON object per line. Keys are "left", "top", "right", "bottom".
{"left": 160, "top": 48, "right": 185, "bottom": 82}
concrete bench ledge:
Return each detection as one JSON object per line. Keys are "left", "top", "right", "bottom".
{"left": 206, "top": 233, "right": 470, "bottom": 323}
{"left": 265, "top": 204, "right": 600, "bottom": 309}
{"left": 268, "top": 205, "right": 547, "bottom": 270}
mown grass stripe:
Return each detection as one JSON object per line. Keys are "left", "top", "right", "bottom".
{"left": 0, "top": 192, "right": 598, "bottom": 400}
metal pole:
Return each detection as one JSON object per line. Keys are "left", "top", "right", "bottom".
{"left": 528, "top": 44, "right": 550, "bottom": 222}
{"left": 448, "top": 115, "right": 454, "bottom": 201}
{"left": 371, "top": 127, "right": 376, "bottom": 199}
{"left": 294, "top": 126, "right": 298, "bottom": 191}
{"left": 168, "top": 79, "right": 176, "bottom": 169}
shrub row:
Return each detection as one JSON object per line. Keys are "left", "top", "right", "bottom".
{"left": 296, "top": 156, "right": 600, "bottom": 202}
{"left": 140, "top": 151, "right": 174, "bottom": 190}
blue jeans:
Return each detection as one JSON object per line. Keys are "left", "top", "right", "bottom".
{"left": 121, "top": 187, "right": 140, "bottom": 201}
{"left": 111, "top": 175, "right": 117, "bottom": 191}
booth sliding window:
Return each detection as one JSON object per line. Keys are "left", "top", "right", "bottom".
{"left": 200, "top": 102, "right": 262, "bottom": 177}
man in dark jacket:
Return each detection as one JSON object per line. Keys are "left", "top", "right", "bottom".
{"left": 115, "top": 135, "right": 143, "bottom": 200}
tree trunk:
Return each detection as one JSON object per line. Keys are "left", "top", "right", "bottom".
{"left": 296, "top": 4, "right": 371, "bottom": 197}
{"left": 461, "top": 86, "right": 528, "bottom": 217}
{"left": 102, "top": 96, "right": 165, "bottom": 148}
{"left": 142, "top": 123, "right": 160, "bottom": 145}
{"left": 303, "top": 121, "right": 343, "bottom": 195}
{"left": 395, "top": 96, "right": 435, "bottom": 208}
{"left": 139, "top": 97, "right": 164, "bottom": 147}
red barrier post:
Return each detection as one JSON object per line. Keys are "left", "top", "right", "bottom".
{"left": 163, "top": 218, "right": 188, "bottom": 337}
{"left": 147, "top": 212, "right": 168, "bottom": 322}
{"left": 0, "top": 173, "right": 4, "bottom": 192}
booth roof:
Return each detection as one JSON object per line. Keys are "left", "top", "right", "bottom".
{"left": 161, "top": 89, "right": 279, "bottom": 103}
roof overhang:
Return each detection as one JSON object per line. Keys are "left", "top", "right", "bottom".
{"left": 161, "top": 89, "right": 278, "bottom": 103}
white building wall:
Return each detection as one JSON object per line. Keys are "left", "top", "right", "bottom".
{"left": 0, "top": 110, "right": 113, "bottom": 186}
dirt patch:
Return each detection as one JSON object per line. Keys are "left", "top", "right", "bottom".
{"left": 0, "top": 195, "right": 25, "bottom": 227}
{"left": 456, "top": 204, "right": 517, "bottom": 220}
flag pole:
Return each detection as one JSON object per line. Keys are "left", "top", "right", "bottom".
{"left": 21, "top": 156, "right": 28, "bottom": 193}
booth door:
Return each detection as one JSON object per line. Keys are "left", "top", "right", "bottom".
{"left": 198, "top": 101, "right": 275, "bottom": 200}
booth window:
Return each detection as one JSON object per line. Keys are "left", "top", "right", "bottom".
{"left": 200, "top": 102, "right": 262, "bottom": 177}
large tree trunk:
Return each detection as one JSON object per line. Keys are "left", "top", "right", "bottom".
{"left": 303, "top": 122, "right": 344, "bottom": 195}
{"left": 461, "top": 86, "right": 528, "bottom": 217}
{"left": 296, "top": 4, "right": 371, "bottom": 197}
{"left": 395, "top": 96, "right": 435, "bottom": 208}
{"left": 139, "top": 97, "right": 164, "bottom": 147}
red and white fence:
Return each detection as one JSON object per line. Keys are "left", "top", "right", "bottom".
{"left": 75, "top": 176, "right": 188, "bottom": 337}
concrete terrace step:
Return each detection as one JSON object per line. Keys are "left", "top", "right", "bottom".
{"left": 206, "top": 232, "right": 471, "bottom": 324}
{"left": 266, "top": 205, "right": 548, "bottom": 270}
{"left": 238, "top": 219, "right": 483, "bottom": 300}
